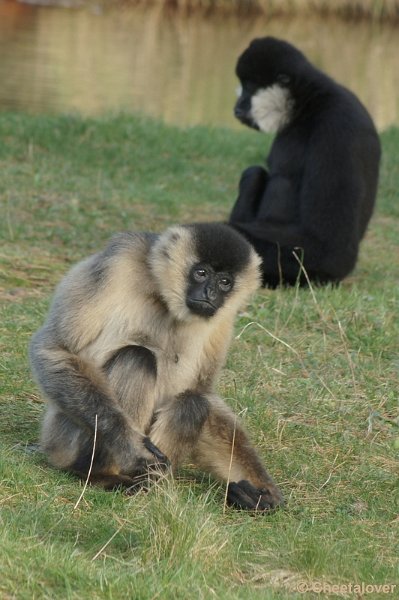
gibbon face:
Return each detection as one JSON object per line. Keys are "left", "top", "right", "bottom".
{"left": 234, "top": 37, "right": 300, "bottom": 133}
{"left": 186, "top": 262, "right": 233, "bottom": 317}
{"left": 149, "top": 222, "right": 261, "bottom": 321}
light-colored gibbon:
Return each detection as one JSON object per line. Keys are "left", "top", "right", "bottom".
{"left": 29, "top": 222, "right": 283, "bottom": 511}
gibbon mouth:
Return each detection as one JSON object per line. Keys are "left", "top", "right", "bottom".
{"left": 187, "top": 298, "right": 218, "bottom": 317}
{"left": 235, "top": 114, "right": 260, "bottom": 131}
{"left": 240, "top": 118, "right": 260, "bottom": 131}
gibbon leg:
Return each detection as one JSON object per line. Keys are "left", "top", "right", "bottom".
{"left": 34, "top": 345, "right": 168, "bottom": 488}
{"left": 40, "top": 404, "right": 140, "bottom": 489}
{"left": 149, "top": 392, "right": 210, "bottom": 467}
{"left": 100, "top": 345, "right": 170, "bottom": 485}
{"left": 193, "top": 397, "right": 283, "bottom": 510}
{"left": 103, "top": 345, "right": 158, "bottom": 431}
{"left": 255, "top": 176, "right": 297, "bottom": 223}
{"left": 149, "top": 392, "right": 283, "bottom": 511}
{"left": 229, "top": 166, "right": 268, "bottom": 224}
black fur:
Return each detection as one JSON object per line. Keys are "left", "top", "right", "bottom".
{"left": 173, "top": 392, "right": 210, "bottom": 441}
{"left": 229, "top": 36, "right": 381, "bottom": 287}
{"left": 227, "top": 480, "right": 276, "bottom": 511}
{"left": 188, "top": 222, "right": 251, "bottom": 275}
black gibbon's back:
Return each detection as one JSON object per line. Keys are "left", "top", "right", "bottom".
{"left": 30, "top": 222, "right": 283, "bottom": 511}
{"left": 230, "top": 36, "right": 381, "bottom": 288}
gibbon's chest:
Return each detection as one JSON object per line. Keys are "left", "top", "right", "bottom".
{"left": 268, "top": 127, "right": 307, "bottom": 177}
{"left": 149, "top": 322, "right": 212, "bottom": 400}
{"left": 79, "top": 303, "right": 212, "bottom": 398}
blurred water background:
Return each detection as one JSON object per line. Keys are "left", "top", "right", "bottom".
{"left": 0, "top": 0, "right": 398, "bottom": 130}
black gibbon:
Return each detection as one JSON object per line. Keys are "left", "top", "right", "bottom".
{"left": 29, "top": 223, "right": 283, "bottom": 511}
{"left": 229, "top": 36, "right": 381, "bottom": 288}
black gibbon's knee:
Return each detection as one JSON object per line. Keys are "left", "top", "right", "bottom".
{"left": 230, "top": 166, "right": 268, "bottom": 224}
{"left": 103, "top": 345, "right": 157, "bottom": 378}
{"left": 173, "top": 392, "right": 210, "bottom": 440}
{"left": 239, "top": 166, "right": 267, "bottom": 196}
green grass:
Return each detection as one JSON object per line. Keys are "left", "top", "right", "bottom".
{"left": 0, "top": 112, "right": 398, "bottom": 599}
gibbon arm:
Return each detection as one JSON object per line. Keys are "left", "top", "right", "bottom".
{"left": 30, "top": 338, "right": 168, "bottom": 486}
{"left": 149, "top": 392, "right": 283, "bottom": 510}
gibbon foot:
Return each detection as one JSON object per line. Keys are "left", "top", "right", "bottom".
{"left": 227, "top": 479, "right": 283, "bottom": 512}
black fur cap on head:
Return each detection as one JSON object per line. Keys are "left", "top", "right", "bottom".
{"left": 236, "top": 36, "right": 308, "bottom": 86}
{"left": 186, "top": 222, "right": 253, "bottom": 274}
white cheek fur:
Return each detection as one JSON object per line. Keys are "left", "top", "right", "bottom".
{"left": 250, "top": 84, "right": 293, "bottom": 133}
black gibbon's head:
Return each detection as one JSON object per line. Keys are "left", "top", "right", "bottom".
{"left": 149, "top": 223, "right": 261, "bottom": 321}
{"left": 234, "top": 37, "right": 305, "bottom": 133}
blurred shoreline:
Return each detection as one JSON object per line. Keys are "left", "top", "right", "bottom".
{"left": 15, "top": 0, "right": 399, "bottom": 23}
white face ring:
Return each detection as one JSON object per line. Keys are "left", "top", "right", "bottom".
{"left": 250, "top": 84, "right": 293, "bottom": 133}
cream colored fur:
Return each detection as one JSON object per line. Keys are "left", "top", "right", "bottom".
{"left": 30, "top": 224, "right": 283, "bottom": 509}
{"left": 251, "top": 84, "right": 293, "bottom": 133}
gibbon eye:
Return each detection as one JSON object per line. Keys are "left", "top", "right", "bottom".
{"left": 276, "top": 73, "right": 290, "bottom": 85}
{"left": 218, "top": 276, "right": 232, "bottom": 292}
{"left": 193, "top": 268, "right": 208, "bottom": 282}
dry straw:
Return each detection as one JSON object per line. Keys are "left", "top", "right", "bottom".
{"left": 128, "top": 0, "right": 399, "bottom": 22}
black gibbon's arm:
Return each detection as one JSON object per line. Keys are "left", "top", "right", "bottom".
{"left": 230, "top": 166, "right": 297, "bottom": 226}
{"left": 229, "top": 36, "right": 381, "bottom": 287}
{"left": 30, "top": 223, "right": 283, "bottom": 511}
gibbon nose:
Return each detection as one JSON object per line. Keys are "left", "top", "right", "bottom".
{"left": 205, "top": 285, "right": 217, "bottom": 302}
{"left": 234, "top": 105, "right": 245, "bottom": 119}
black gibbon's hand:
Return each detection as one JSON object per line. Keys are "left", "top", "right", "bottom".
{"left": 227, "top": 480, "right": 284, "bottom": 512}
